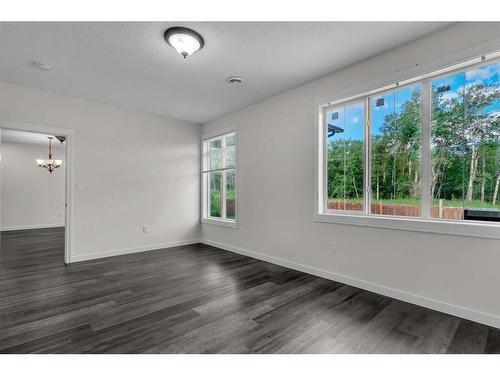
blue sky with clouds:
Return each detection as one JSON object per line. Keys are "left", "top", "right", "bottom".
{"left": 327, "top": 61, "right": 500, "bottom": 145}
{"left": 432, "top": 61, "right": 500, "bottom": 114}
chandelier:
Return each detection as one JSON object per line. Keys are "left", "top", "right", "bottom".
{"left": 36, "top": 136, "right": 62, "bottom": 173}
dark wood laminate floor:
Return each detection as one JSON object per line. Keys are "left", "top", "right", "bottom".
{"left": 1, "top": 227, "right": 499, "bottom": 354}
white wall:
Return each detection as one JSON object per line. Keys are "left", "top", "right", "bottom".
{"left": 0, "top": 83, "right": 201, "bottom": 261}
{"left": 201, "top": 23, "right": 500, "bottom": 328}
{"left": 0, "top": 130, "right": 2, "bottom": 243}
{"left": 1, "top": 142, "right": 66, "bottom": 230}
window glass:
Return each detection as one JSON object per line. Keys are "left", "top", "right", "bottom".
{"left": 463, "top": 63, "right": 500, "bottom": 219}
{"left": 326, "top": 101, "right": 364, "bottom": 212}
{"left": 431, "top": 62, "right": 500, "bottom": 221}
{"left": 431, "top": 72, "right": 466, "bottom": 219}
{"left": 210, "top": 139, "right": 221, "bottom": 150}
{"left": 209, "top": 171, "right": 222, "bottom": 218}
{"left": 321, "top": 59, "right": 500, "bottom": 224}
{"left": 225, "top": 134, "right": 236, "bottom": 147}
{"left": 210, "top": 151, "right": 222, "bottom": 170}
{"left": 370, "top": 85, "right": 422, "bottom": 217}
{"left": 202, "top": 132, "right": 237, "bottom": 222}
{"left": 225, "top": 149, "right": 236, "bottom": 168}
{"left": 226, "top": 170, "right": 236, "bottom": 220}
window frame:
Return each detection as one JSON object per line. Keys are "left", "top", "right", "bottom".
{"left": 315, "top": 52, "right": 500, "bottom": 240}
{"left": 201, "top": 130, "right": 238, "bottom": 228}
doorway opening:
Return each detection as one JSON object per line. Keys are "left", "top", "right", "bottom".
{"left": 0, "top": 122, "right": 73, "bottom": 264}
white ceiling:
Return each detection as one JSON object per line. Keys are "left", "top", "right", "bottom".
{"left": 0, "top": 22, "right": 453, "bottom": 124}
{"left": 1, "top": 129, "right": 65, "bottom": 147}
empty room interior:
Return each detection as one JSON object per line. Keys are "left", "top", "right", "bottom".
{"left": 2, "top": 19, "right": 500, "bottom": 357}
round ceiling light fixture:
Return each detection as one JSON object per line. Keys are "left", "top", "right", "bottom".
{"left": 227, "top": 76, "right": 243, "bottom": 86}
{"left": 164, "top": 27, "right": 204, "bottom": 58}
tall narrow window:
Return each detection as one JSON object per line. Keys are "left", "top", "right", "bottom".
{"left": 370, "top": 84, "right": 422, "bottom": 217}
{"left": 202, "top": 132, "right": 237, "bottom": 223}
{"left": 431, "top": 62, "right": 500, "bottom": 220}
{"left": 326, "top": 101, "right": 365, "bottom": 212}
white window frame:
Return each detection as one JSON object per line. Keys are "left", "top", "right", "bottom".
{"left": 201, "top": 130, "right": 237, "bottom": 228}
{"left": 314, "top": 51, "right": 500, "bottom": 240}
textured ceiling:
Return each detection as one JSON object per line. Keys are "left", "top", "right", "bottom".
{"left": 0, "top": 22, "right": 453, "bottom": 124}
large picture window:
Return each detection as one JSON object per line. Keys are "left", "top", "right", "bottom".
{"left": 319, "top": 56, "right": 499, "bottom": 228}
{"left": 202, "top": 131, "right": 237, "bottom": 224}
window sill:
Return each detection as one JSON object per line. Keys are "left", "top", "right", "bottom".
{"left": 201, "top": 217, "right": 238, "bottom": 229}
{"left": 314, "top": 212, "right": 500, "bottom": 240}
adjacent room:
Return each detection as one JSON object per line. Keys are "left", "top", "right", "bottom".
{"left": 1, "top": 129, "right": 66, "bottom": 267}
{"left": 1, "top": 19, "right": 499, "bottom": 357}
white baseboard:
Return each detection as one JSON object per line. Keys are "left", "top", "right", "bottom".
{"left": 69, "top": 239, "right": 201, "bottom": 263}
{"left": 0, "top": 223, "right": 64, "bottom": 231}
{"left": 201, "top": 239, "right": 500, "bottom": 329}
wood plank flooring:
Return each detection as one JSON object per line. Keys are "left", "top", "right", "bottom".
{"left": 1, "top": 227, "right": 499, "bottom": 354}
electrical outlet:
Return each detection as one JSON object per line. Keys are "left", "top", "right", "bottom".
{"left": 330, "top": 240, "right": 337, "bottom": 253}
{"left": 142, "top": 225, "right": 150, "bottom": 233}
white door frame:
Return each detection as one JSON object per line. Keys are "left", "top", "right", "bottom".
{"left": 0, "top": 121, "right": 74, "bottom": 264}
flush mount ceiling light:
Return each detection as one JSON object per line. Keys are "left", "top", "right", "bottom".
{"left": 227, "top": 76, "right": 243, "bottom": 87}
{"left": 36, "top": 136, "right": 62, "bottom": 173}
{"left": 164, "top": 27, "right": 204, "bottom": 58}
